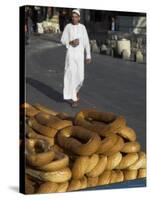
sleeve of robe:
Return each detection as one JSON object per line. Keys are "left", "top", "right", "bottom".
{"left": 83, "top": 26, "right": 91, "bottom": 59}
{"left": 60, "top": 24, "right": 70, "bottom": 48}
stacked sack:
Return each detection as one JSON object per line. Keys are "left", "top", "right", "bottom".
{"left": 21, "top": 103, "right": 146, "bottom": 194}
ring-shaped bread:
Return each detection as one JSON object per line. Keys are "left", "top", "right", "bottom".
{"left": 26, "top": 139, "right": 55, "bottom": 167}
{"left": 26, "top": 167, "right": 72, "bottom": 183}
{"left": 57, "top": 126, "right": 101, "bottom": 156}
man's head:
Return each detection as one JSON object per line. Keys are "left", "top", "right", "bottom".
{"left": 71, "top": 9, "right": 80, "bottom": 24}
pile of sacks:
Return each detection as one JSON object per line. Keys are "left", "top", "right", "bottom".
{"left": 21, "top": 103, "right": 146, "bottom": 194}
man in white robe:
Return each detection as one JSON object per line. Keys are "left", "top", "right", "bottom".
{"left": 61, "top": 9, "right": 91, "bottom": 107}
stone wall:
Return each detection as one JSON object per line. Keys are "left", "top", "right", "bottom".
{"left": 90, "top": 31, "right": 146, "bottom": 63}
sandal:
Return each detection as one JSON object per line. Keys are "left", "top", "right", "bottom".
{"left": 71, "top": 101, "right": 79, "bottom": 108}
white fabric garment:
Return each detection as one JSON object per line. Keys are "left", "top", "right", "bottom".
{"left": 61, "top": 23, "right": 91, "bottom": 101}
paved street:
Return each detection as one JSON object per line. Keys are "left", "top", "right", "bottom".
{"left": 25, "top": 34, "right": 146, "bottom": 150}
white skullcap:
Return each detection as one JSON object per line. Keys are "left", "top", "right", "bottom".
{"left": 72, "top": 9, "right": 80, "bottom": 16}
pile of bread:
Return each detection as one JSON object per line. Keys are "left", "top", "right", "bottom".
{"left": 22, "top": 103, "right": 146, "bottom": 194}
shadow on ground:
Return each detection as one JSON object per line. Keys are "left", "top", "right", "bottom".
{"left": 26, "top": 77, "right": 63, "bottom": 103}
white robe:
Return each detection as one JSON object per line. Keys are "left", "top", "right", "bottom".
{"left": 61, "top": 23, "right": 91, "bottom": 101}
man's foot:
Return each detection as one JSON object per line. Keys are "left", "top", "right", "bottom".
{"left": 71, "top": 101, "right": 79, "bottom": 108}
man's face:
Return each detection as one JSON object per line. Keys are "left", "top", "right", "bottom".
{"left": 72, "top": 13, "right": 80, "bottom": 24}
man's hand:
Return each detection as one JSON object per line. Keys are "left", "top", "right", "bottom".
{"left": 86, "top": 58, "right": 91, "bottom": 64}
{"left": 74, "top": 39, "right": 79, "bottom": 46}
{"left": 69, "top": 39, "right": 79, "bottom": 47}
